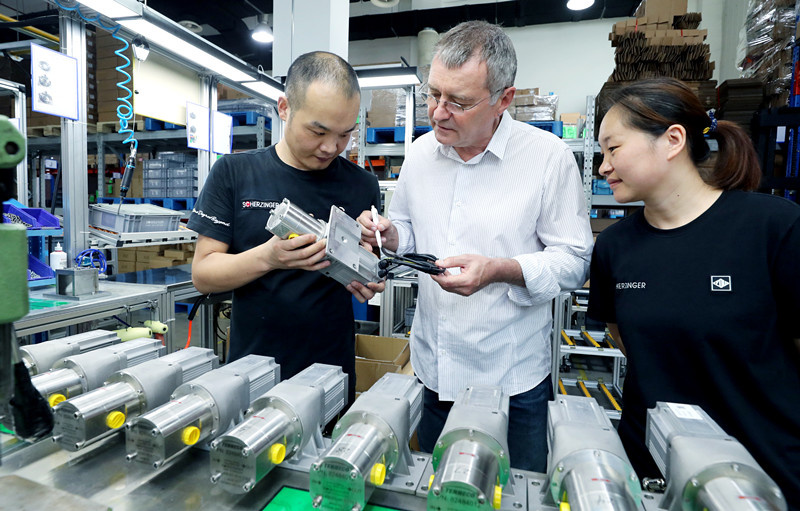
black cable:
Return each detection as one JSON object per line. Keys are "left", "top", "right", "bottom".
{"left": 377, "top": 247, "right": 445, "bottom": 279}
{"left": 0, "top": 14, "right": 60, "bottom": 28}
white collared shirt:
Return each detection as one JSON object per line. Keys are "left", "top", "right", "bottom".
{"left": 389, "top": 111, "right": 593, "bottom": 400}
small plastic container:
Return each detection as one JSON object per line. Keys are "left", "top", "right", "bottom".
{"left": 89, "top": 203, "right": 182, "bottom": 233}
{"left": 3, "top": 203, "right": 37, "bottom": 228}
{"left": 49, "top": 242, "right": 67, "bottom": 270}
{"left": 142, "top": 167, "right": 167, "bottom": 179}
{"left": 22, "top": 207, "right": 61, "bottom": 229}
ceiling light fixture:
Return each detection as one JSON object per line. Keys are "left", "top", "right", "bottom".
{"left": 356, "top": 66, "right": 422, "bottom": 89}
{"left": 566, "top": 0, "right": 595, "bottom": 10}
{"left": 131, "top": 35, "right": 150, "bottom": 61}
{"left": 251, "top": 16, "right": 273, "bottom": 44}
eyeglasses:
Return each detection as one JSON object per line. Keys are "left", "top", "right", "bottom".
{"left": 417, "top": 91, "right": 492, "bottom": 114}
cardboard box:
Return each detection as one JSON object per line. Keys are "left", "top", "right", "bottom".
{"left": 354, "top": 334, "right": 410, "bottom": 392}
{"left": 118, "top": 260, "right": 136, "bottom": 273}
{"left": 163, "top": 249, "right": 186, "bottom": 260}
{"left": 117, "top": 248, "right": 136, "bottom": 262}
{"left": 147, "top": 256, "right": 179, "bottom": 269}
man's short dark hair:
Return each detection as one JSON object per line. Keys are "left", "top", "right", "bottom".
{"left": 284, "top": 51, "right": 360, "bottom": 111}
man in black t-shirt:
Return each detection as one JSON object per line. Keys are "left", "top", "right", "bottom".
{"left": 187, "top": 52, "right": 383, "bottom": 401}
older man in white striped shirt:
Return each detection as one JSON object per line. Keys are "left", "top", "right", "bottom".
{"left": 359, "top": 21, "right": 593, "bottom": 472}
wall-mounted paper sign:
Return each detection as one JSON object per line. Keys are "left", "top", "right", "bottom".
{"left": 31, "top": 43, "right": 79, "bottom": 120}
{"left": 186, "top": 102, "right": 210, "bottom": 151}
{"left": 212, "top": 110, "right": 233, "bottom": 155}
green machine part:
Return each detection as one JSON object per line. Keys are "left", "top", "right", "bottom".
{"left": 0, "top": 224, "right": 29, "bottom": 324}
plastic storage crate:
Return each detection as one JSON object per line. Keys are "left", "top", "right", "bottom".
{"left": 167, "top": 186, "right": 198, "bottom": 198}
{"left": 167, "top": 166, "right": 197, "bottom": 178}
{"left": 3, "top": 203, "right": 37, "bottom": 227}
{"left": 23, "top": 207, "right": 60, "bottom": 229}
{"left": 142, "top": 167, "right": 167, "bottom": 179}
{"left": 89, "top": 203, "right": 182, "bottom": 233}
{"left": 28, "top": 254, "right": 54, "bottom": 283}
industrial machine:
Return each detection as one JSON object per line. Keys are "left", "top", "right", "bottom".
{"left": 266, "top": 198, "right": 381, "bottom": 287}
{"left": 30, "top": 337, "right": 164, "bottom": 408}
{"left": 125, "top": 354, "right": 280, "bottom": 469}
{"left": 51, "top": 346, "right": 218, "bottom": 452}
{"left": 20, "top": 329, "right": 120, "bottom": 376}
{"left": 427, "top": 386, "right": 515, "bottom": 511}
{"left": 1, "top": 115, "right": 53, "bottom": 450}
{"left": 309, "top": 372, "right": 424, "bottom": 511}
{"left": 645, "top": 402, "right": 786, "bottom": 511}
{"left": 546, "top": 395, "right": 641, "bottom": 511}
{"left": 210, "top": 363, "right": 348, "bottom": 494}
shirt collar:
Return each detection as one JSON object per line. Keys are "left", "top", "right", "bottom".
{"left": 432, "top": 110, "right": 514, "bottom": 163}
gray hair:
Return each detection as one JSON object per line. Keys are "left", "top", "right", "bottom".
{"left": 433, "top": 21, "right": 517, "bottom": 103}
{"left": 284, "top": 51, "right": 360, "bottom": 111}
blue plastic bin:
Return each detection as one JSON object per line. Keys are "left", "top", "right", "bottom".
{"left": 22, "top": 207, "right": 60, "bottom": 229}
{"left": 28, "top": 254, "right": 55, "bottom": 283}
{"left": 3, "top": 203, "right": 38, "bottom": 228}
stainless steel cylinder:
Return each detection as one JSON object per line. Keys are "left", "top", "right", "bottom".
{"left": 561, "top": 462, "right": 639, "bottom": 511}
{"left": 328, "top": 422, "right": 389, "bottom": 479}
{"left": 434, "top": 438, "right": 499, "bottom": 504}
{"left": 53, "top": 381, "right": 140, "bottom": 451}
{"left": 32, "top": 368, "right": 82, "bottom": 401}
{"left": 266, "top": 199, "right": 326, "bottom": 240}
{"left": 695, "top": 477, "right": 782, "bottom": 511}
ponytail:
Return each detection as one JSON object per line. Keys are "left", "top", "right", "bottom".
{"left": 706, "top": 120, "right": 761, "bottom": 191}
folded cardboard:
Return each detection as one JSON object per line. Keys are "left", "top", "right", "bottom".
{"left": 355, "top": 334, "right": 410, "bottom": 392}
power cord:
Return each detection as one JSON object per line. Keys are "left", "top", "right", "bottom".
{"left": 377, "top": 247, "right": 446, "bottom": 279}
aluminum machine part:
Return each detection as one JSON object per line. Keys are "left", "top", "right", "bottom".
{"left": 125, "top": 355, "right": 280, "bottom": 470}
{"left": 546, "top": 395, "right": 641, "bottom": 511}
{"left": 52, "top": 347, "right": 218, "bottom": 452}
{"left": 210, "top": 363, "right": 348, "bottom": 494}
{"left": 266, "top": 198, "right": 381, "bottom": 287}
{"left": 646, "top": 402, "right": 786, "bottom": 511}
{"left": 427, "top": 386, "right": 513, "bottom": 511}
{"left": 20, "top": 330, "right": 120, "bottom": 376}
{"left": 310, "top": 372, "right": 424, "bottom": 511}
{"left": 30, "top": 338, "right": 165, "bottom": 408}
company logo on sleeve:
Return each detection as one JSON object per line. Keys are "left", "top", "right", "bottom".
{"left": 241, "top": 199, "right": 280, "bottom": 211}
{"left": 710, "top": 276, "right": 732, "bottom": 292}
{"left": 615, "top": 281, "right": 646, "bottom": 290}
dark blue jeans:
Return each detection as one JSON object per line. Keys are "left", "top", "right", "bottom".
{"left": 417, "top": 377, "right": 553, "bottom": 472}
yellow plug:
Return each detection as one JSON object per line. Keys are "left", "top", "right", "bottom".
{"left": 106, "top": 410, "right": 126, "bottom": 429}
{"left": 48, "top": 393, "right": 66, "bottom": 407}
{"left": 268, "top": 443, "right": 286, "bottom": 464}
{"left": 370, "top": 463, "right": 386, "bottom": 486}
{"left": 181, "top": 425, "right": 200, "bottom": 445}
{"left": 492, "top": 485, "right": 502, "bottom": 509}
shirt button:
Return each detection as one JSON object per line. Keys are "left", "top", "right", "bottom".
{"left": 455, "top": 201, "right": 462, "bottom": 207}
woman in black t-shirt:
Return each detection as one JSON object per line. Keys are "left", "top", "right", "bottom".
{"left": 588, "top": 78, "right": 800, "bottom": 509}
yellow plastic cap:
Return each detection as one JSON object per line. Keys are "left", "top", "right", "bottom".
{"left": 559, "top": 502, "right": 572, "bottom": 511}
{"left": 268, "top": 443, "right": 286, "bottom": 464}
{"left": 370, "top": 463, "right": 386, "bottom": 486}
{"left": 106, "top": 411, "right": 126, "bottom": 429}
{"left": 181, "top": 426, "right": 201, "bottom": 445}
{"left": 287, "top": 233, "right": 299, "bottom": 239}
{"left": 492, "top": 485, "right": 502, "bottom": 510}
{"left": 428, "top": 474, "right": 435, "bottom": 489}
{"left": 48, "top": 394, "right": 66, "bottom": 407}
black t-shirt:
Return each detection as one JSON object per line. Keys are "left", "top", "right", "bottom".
{"left": 588, "top": 190, "right": 800, "bottom": 507}
{"left": 187, "top": 146, "right": 380, "bottom": 400}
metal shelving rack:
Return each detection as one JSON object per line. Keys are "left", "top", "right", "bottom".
{"left": 551, "top": 290, "right": 625, "bottom": 420}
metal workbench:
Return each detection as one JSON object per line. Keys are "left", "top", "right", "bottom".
{"left": 14, "top": 281, "right": 168, "bottom": 339}
{"left": 106, "top": 264, "right": 224, "bottom": 353}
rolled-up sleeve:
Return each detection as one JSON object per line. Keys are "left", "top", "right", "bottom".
{"left": 509, "top": 146, "right": 593, "bottom": 305}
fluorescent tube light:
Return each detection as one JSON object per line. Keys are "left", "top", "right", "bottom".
{"left": 566, "top": 0, "right": 595, "bottom": 10}
{"left": 119, "top": 19, "right": 254, "bottom": 82}
{"left": 78, "top": 0, "right": 140, "bottom": 19}
{"left": 356, "top": 67, "right": 421, "bottom": 89}
{"left": 240, "top": 80, "right": 283, "bottom": 102}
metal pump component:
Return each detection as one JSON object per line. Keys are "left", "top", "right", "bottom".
{"left": 52, "top": 347, "right": 218, "bottom": 452}
{"left": 427, "top": 386, "right": 512, "bottom": 511}
{"left": 20, "top": 330, "right": 120, "bottom": 376}
{"left": 310, "top": 373, "right": 423, "bottom": 511}
{"left": 547, "top": 395, "right": 641, "bottom": 511}
{"left": 125, "top": 355, "right": 280, "bottom": 470}
{"left": 266, "top": 198, "right": 380, "bottom": 287}
{"left": 646, "top": 402, "right": 786, "bottom": 511}
{"left": 210, "top": 363, "right": 348, "bottom": 494}
{"left": 30, "top": 338, "right": 165, "bottom": 408}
